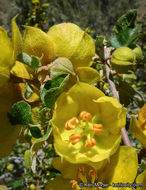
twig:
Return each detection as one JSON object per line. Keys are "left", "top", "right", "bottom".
{"left": 104, "top": 46, "right": 131, "bottom": 147}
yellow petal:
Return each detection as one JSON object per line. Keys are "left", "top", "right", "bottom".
{"left": 100, "top": 146, "right": 138, "bottom": 190}
{"left": 94, "top": 96, "right": 126, "bottom": 135}
{"left": 76, "top": 66, "right": 100, "bottom": 84}
{"left": 45, "top": 176, "right": 71, "bottom": 190}
{"left": 0, "top": 82, "right": 22, "bottom": 158}
{"left": 136, "top": 170, "right": 146, "bottom": 190}
{"left": 0, "top": 27, "right": 13, "bottom": 88}
{"left": 130, "top": 116, "right": 146, "bottom": 148}
{"left": 11, "top": 16, "right": 22, "bottom": 60}
{"left": 11, "top": 61, "right": 34, "bottom": 80}
{"left": 47, "top": 23, "right": 95, "bottom": 68}
{"left": 23, "top": 26, "right": 56, "bottom": 65}
{"left": 18, "top": 83, "right": 40, "bottom": 103}
{"left": 138, "top": 104, "right": 146, "bottom": 131}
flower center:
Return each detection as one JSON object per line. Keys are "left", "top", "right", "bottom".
{"left": 70, "top": 167, "right": 102, "bottom": 190}
{"left": 65, "top": 111, "right": 103, "bottom": 148}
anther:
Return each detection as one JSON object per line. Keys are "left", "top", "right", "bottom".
{"left": 65, "top": 117, "right": 79, "bottom": 130}
{"left": 79, "top": 111, "right": 92, "bottom": 122}
{"left": 90, "top": 124, "right": 103, "bottom": 135}
{"left": 69, "top": 134, "right": 81, "bottom": 145}
{"left": 85, "top": 138, "right": 96, "bottom": 148}
{"left": 77, "top": 167, "right": 87, "bottom": 183}
{"left": 88, "top": 170, "right": 97, "bottom": 183}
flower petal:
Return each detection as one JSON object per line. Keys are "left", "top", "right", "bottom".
{"left": 130, "top": 116, "right": 146, "bottom": 148}
{"left": 45, "top": 176, "right": 71, "bottom": 190}
{"left": 94, "top": 97, "right": 126, "bottom": 135}
{"left": 11, "top": 61, "right": 34, "bottom": 80}
{"left": 136, "top": 170, "right": 146, "bottom": 190}
{"left": 23, "top": 26, "right": 56, "bottom": 65}
{"left": 11, "top": 16, "right": 22, "bottom": 60}
{"left": 99, "top": 146, "right": 138, "bottom": 189}
{"left": 47, "top": 23, "right": 95, "bottom": 68}
{"left": 0, "top": 27, "right": 13, "bottom": 88}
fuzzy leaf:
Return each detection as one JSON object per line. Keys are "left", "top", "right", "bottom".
{"left": 8, "top": 100, "right": 31, "bottom": 125}
{"left": 17, "top": 52, "right": 41, "bottom": 71}
{"left": 50, "top": 57, "right": 75, "bottom": 79}
{"left": 41, "top": 74, "right": 70, "bottom": 108}
{"left": 111, "top": 27, "right": 139, "bottom": 48}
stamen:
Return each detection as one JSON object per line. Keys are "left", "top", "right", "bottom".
{"left": 88, "top": 170, "right": 97, "bottom": 184}
{"left": 69, "top": 134, "right": 81, "bottom": 145}
{"left": 70, "top": 180, "right": 81, "bottom": 190}
{"left": 77, "top": 167, "right": 87, "bottom": 183}
{"left": 79, "top": 111, "right": 92, "bottom": 122}
{"left": 65, "top": 117, "right": 79, "bottom": 130}
{"left": 85, "top": 138, "right": 96, "bottom": 148}
{"left": 90, "top": 124, "right": 103, "bottom": 135}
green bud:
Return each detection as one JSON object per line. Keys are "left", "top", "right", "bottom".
{"left": 111, "top": 47, "right": 136, "bottom": 73}
{"left": 133, "top": 45, "right": 143, "bottom": 61}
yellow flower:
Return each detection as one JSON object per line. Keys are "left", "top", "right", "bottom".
{"left": 51, "top": 82, "right": 126, "bottom": 167}
{"left": 45, "top": 146, "right": 138, "bottom": 190}
{"left": 130, "top": 104, "right": 146, "bottom": 148}
{"left": 23, "top": 26, "right": 56, "bottom": 65}
{"left": 0, "top": 16, "right": 21, "bottom": 88}
{"left": 47, "top": 23, "right": 95, "bottom": 69}
{"left": 0, "top": 17, "right": 22, "bottom": 158}
{"left": 32, "top": 0, "right": 39, "bottom": 4}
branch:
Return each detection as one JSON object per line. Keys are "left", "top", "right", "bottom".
{"left": 104, "top": 46, "right": 131, "bottom": 147}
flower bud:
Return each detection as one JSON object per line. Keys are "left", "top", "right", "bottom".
{"left": 133, "top": 45, "right": 143, "bottom": 61}
{"left": 111, "top": 47, "right": 136, "bottom": 73}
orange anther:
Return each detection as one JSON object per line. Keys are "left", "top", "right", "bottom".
{"left": 88, "top": 169, "right": 97, "bottom": 177}
{"left": 65, "top": 117, "right": 79, "bottom": 130}
{"left": 69, "top": 134, "right": 81, "bottom": 145}
{"left": 69, "top": 134, "right": 81, "bottom": 140}
{"left": 85, "top": 138, "right": 96, "bottom": 148}
{"left": 72, "top": 138, "right": 81, "bottom": 145}
{"left": 90, "top": 124, "right": 103, "bottom": 135}
{"left": 93, "top": 124, "right": 103, "bottom": 129}
{"left": 79, "top": 111, "right": 92, "bottom": 122}
{"left": 77, "top": 167, "right": 87, "bottom": 183}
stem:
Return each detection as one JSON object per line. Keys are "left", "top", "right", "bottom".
{"left": 104, "top": 46, "right": 131, "bottom": 147}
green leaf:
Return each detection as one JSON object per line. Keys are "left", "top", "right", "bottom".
{"left": 113, "top": 9, "right": 137, "bottom": 34}
{"left": 116, "top": 80, "right": 145, "bottom": 107}
{"left": 7, "top": 180, "right": 24, "bottom": 188}
{"left": 17, "top": 52, "right": 41, "bottom": 71}
{"left": 95, "top": 35, "right": 105, "bottom": 47}
{"left": 30, "top": 124, "right": 52, "bottom": 173}
{"left": 24, "top": 82, "right": 33, "bottom": 99}
{"left": 111, "top": 27, "right": 139, "bottom": 48}
{"left": 8, "top": 100, "right": 31, "bottom": 125}
{"left": 50, "top": 57, "right": 75, "bottom": 79}
{"left": 29, "top": 126, "right": 42, "bottom": 138}
{"left": 24, "top": 150, "right": 31, "bottom": 168}
{"left": 41, "top": 74, "right": 70, "bottom": 108}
